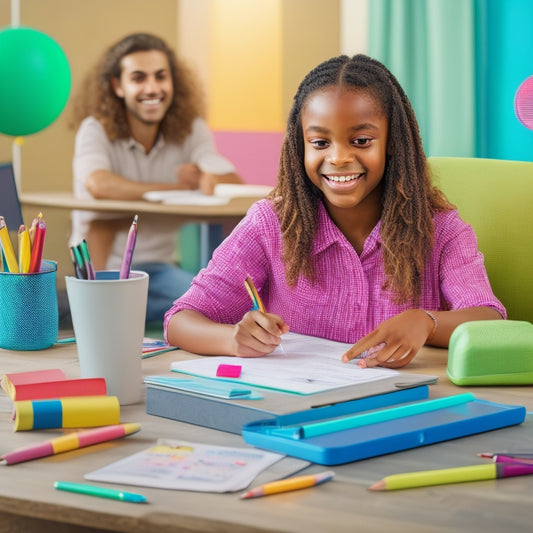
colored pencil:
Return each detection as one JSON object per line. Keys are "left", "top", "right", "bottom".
{"left": 18, "top": 224, "right": 31, "bottom": 273}
{"left": 244, "top": 276, "right": 285, "bottom": 353}
{"left": 119, "top": 214, "right": 138, "bottom": 279}
{"left": 0, "top": 423, "right": 141, "bottom": 465}
{"left": 0, "top": 216, "right": 19, "bottom": 273}
{"left": 28, "top": 213, "right": 46, "bottom": 273}
{"left": 245, "top": 276, "right": 265, "bottom": 312}
{"left": 368, "top": 462, "right": 533, "bottom": 491}
{"left": 241, "top": 470, "right": 334, "bottom": 499}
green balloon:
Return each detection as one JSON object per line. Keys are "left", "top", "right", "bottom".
{"left": 0, "top": 26, "right": 71, "bottom": 136}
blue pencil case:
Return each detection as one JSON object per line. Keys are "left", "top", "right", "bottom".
{"left": 242, "top": 395, "right": 526, "bottom": 465}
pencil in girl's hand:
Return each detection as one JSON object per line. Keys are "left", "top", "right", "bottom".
{"left": 18, "top": 225, "right": 31, "bottom": 273}
{"left": 119, "top": 214, "right": 138, "bottom": 279}
{"left": 244, "top": 276, "right": 285, "bottom": 353}
{"left": 0, "top": 216, "right": 19, "bottom": 273}
{"left": 244, "top": 276, "right": 265, "bottom": 312}
{"left": 29, "top": 213, "right": 46, "bottom": 273}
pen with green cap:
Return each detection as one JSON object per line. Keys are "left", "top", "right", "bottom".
{"left": 79, "top": 239, "right": 95, "bottom": 280}
{"left": 70, "top": 245, "right": 87, "bottom": 279}
{"left": 54, "top": 481, "right": 147, "bottom": 503}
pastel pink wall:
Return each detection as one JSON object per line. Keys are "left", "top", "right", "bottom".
{"left": 213, "top": 131, "right": 284, "bottom": 186}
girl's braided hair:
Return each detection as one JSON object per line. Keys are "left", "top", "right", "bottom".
{"left": 269, "top": 54, "right": 452, "bottom": 303}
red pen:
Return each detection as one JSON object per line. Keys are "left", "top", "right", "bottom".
{"left": 28, "top": 213, "right": 46, "bottom": 273}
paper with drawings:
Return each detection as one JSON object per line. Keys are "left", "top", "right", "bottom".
{"left": 85, "top": 439, "right": 290, "bottom": 492}
{"left": 171, "top": 332, "right": 398, "bottom": 395}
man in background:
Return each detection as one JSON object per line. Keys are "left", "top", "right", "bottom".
{"left": 70, "top": 33, "right": 241, "bottom": 322}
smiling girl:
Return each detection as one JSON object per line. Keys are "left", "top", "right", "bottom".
{"left": 164, "top": 54, "right": 504, "bottom": 368}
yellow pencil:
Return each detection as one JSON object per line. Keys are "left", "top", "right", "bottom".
{"left": 241, "top": 471, "right": 335, "bottom": 499}
{"left": 0, "top": 216, "right": 19, "bottom": 273}
{"left": 244, "top": 276, "right": 266, "bottom": 312}
{"left": 18, "top": 225, "right": 31, "bottom": 273}
{"left": 244, "top": 276, "right": 286, "bottom": 353}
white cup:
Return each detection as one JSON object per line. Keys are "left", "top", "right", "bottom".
{"left": 65, "top": 270, "right": 149, "bottom": 405}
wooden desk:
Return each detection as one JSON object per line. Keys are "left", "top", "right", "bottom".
{"left": 20, "top": 190, "right": 264, "bottom": 267}
{"left": 19, "top": 191, "right": 262, "bottom": 223}
{"left": 1, "top": 344, "right": 532, "bottom": 533}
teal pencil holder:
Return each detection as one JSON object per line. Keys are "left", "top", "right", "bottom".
{"left": 0, "top": 260, "right": 58, "bottom": 351}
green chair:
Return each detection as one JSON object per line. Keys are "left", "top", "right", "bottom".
{"left": 428, "top": 156, "right": 533, "bottom": 323}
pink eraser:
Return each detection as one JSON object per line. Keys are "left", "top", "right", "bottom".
{"left": 216, "top": 364, "right": 242, "bottom": 378}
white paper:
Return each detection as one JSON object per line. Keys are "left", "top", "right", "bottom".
{"left": 213, "top": 184, "right": 273, "bottom": 197}
{"left": 171, "top": 332, "right": 398, "bottom": 395}
{"left": 85, "top": 439, "right": 285, "bottom": 492}
{"left": 143, "top": 184, "right": 272, "bottom": 205}
{"left": 142, "top": 190, "right": 230, "bottom": 206}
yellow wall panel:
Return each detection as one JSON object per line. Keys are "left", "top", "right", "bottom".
{"left": 282, "top": 0, "right": 341, "bottom": 119}
{"left": 209, "top": 0, "right": 283, "bottom": 131}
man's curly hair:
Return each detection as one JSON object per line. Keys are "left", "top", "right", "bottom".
{"left": 70, "top": 32, "right": 205, "bottom": 144}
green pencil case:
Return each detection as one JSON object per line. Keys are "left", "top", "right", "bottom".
{"left": 447, "top": 320, "right": 533, "bottom": 385}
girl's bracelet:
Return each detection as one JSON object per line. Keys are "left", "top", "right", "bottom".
{"left": 424, "top": 310, "right": 438, "bottom": 343}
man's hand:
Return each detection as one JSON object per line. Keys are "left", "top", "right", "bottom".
{"left": 177, "top": 163, "right": 202, "bottom": 190}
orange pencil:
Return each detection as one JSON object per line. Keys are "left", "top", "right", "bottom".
{"left": 241, "top": 471, "right": 334, "bottom": 499}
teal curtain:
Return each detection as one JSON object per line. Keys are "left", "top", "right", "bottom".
{"left": 368, "top": 0, "right": 533, "bottom": 161}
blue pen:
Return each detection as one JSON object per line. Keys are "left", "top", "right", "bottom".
{"left": 54, "top": 481, "right": 147, "bottom": 503}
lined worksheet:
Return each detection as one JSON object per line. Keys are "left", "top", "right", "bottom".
{"left": 171, "top": 332, "right": 399, "bottom": 395}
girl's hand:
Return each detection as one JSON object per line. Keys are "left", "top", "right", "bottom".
{"left": 341, "top": 309, "right": 435, "bottom": 368}
{"left": 232, "top": 310, "right": 289, "bottom": 358}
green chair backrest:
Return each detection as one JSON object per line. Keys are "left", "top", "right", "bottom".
{"left": 428, "top": 156, "right": 533, "bottom": 323}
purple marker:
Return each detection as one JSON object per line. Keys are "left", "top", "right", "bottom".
{"left": 119, "top": 215, "right": 138, "bottom": 279}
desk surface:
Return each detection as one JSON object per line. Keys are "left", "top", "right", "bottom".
{"left": 19, "top": 191, "right": 262, "bottom": 222}
{"left": 1, "top": 344, "right": 532, "bottom": 533}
